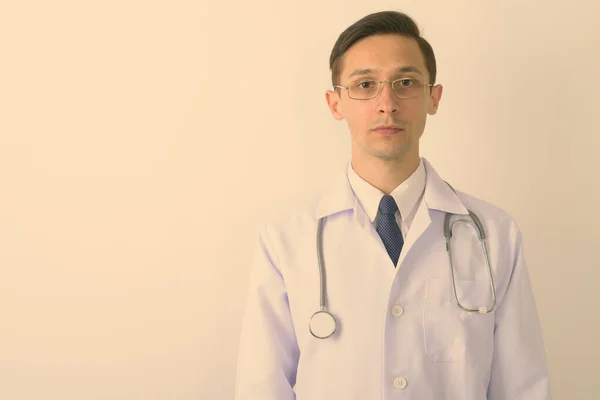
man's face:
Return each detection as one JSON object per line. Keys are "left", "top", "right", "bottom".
{"left": 326, "top": 34, "right": 443, "bottom": 164}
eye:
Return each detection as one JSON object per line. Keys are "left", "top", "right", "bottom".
{"left": 356, "top": 80, "right": 377, "bottom": 88}
{"left": 398, "top": 78, "right": 415, "bottom": 86}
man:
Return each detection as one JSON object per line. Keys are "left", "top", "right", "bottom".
{"left": 234, "top": 10, "right": 550, "bottom": 399}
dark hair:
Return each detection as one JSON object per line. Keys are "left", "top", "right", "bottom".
{"left": 329, "top": 11, "right": 437, "bottom": 92}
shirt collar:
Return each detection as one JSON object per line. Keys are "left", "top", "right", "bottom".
{"left": 314, "top": 157, "right": 469, "bottom": 220}
{"left": 346, "top": 158, "right": 426, "bottom": 223}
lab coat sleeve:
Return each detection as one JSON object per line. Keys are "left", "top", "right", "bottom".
{"left": 487, "top": 224, "right": 551, "bottom": 399}
{"left": 234, "top": 223, "right": 300, "bottom": 400}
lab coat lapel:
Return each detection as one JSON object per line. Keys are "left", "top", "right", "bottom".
{"left": 397, "top": 158, "right": 470, "bottom": 267}
{"left": 420, "top": 158, "right": 470, "bottom": 216}
{"left": 314, "top": 164, "right": 397, "bottom": 280}
{"left": 396, "top": 196, "right": 431, "bottom": 267}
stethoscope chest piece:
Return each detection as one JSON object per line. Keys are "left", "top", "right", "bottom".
{"left": 309, "top": 310, "right": 337, "bottom": 339}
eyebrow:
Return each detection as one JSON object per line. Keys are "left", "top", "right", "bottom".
{"left": 347, "top": 66, "right": 424, "bottom": 80}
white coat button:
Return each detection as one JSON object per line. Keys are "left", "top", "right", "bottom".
{"left": 391, "top": 305, "right": 404, "bottom": 317}
{"left": 393, "top": 376, "right": 407, "bottom": 389}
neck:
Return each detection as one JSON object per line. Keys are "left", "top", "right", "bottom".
{"left": 351, "top": 153, "right": 420, "bottom": 195}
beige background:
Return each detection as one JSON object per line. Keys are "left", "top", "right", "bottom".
{"left": 1, "top": 0, "right": 598, "bottom": 399}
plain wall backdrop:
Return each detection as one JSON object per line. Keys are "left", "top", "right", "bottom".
{"left": 1, "top": 0, "right": 599, "bottom": 399}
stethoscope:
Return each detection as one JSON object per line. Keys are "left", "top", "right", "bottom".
{"left": 308, "top": 182, "right": 497, "bottom": 339}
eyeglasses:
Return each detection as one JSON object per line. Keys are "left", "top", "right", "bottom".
{"left": 333, "top": 78, "right": 434, "bottom": 100}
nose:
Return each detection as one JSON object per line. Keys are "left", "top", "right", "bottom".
{"left": 377, "top": 81, "right": 399, "bottom": 113}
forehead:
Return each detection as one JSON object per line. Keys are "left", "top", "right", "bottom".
{"left": 340, "top": 34, "right": 428, "bottom": 82}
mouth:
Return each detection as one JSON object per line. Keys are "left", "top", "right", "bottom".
{"left": 373, "top": 127, "right": 404, "bottom": 134}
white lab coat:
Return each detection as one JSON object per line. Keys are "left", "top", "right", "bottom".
{"left": 234, "top": 157, "right": 550, "bottom": 399}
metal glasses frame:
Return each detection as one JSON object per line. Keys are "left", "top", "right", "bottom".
{"left": 333, "top": 78, "right": 434, "bottom": 100}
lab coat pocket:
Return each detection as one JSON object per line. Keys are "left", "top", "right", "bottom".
{"left": 423, "top": 277, "right": 494, "bottom": 363}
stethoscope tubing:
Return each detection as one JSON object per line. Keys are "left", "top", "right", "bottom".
{"left": 310, "top": 182, "right": 497, "bottom": 339}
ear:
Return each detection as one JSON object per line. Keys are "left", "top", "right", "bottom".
{"left": 427, "top": 84, "right": 443, "bottom": 116}
{"left": 325, "top": 90, "right": 345, "bottom": 121}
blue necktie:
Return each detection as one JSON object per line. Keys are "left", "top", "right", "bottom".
{"left": 377, "top": 195, "right": 403, "bottom": 267}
